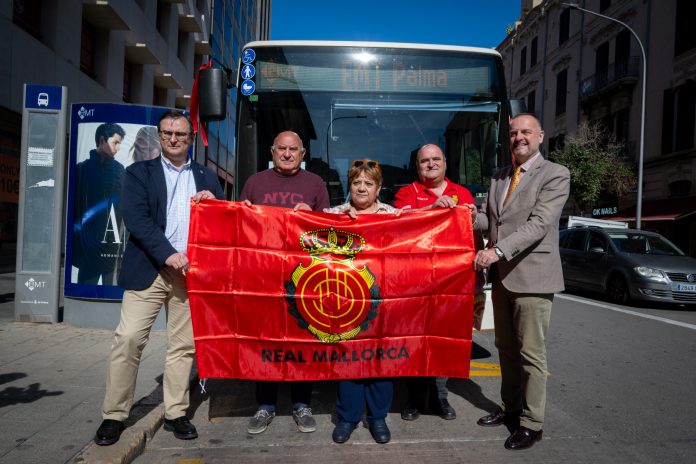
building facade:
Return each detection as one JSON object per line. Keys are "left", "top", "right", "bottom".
{"left": 498, "top": 0, "right": 696, "bottom": 256}
{"left": 0, "top": 0, "right": 271, "bottom": 273}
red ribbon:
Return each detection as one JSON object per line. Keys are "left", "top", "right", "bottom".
{"left": 190, "top": 61, "right": 213, "bottom": 147}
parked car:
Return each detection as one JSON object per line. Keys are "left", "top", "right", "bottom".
{"left": 559, "top": 227, "right": 696, "bottom": 305}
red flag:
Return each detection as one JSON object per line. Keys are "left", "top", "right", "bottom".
{"left": 187, "top": 201, "right": 475, "bottom": 381}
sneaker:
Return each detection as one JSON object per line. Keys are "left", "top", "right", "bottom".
{"left": 247, "top": 409, "right": 275, "bottom": 434}
{"left": 292, "top": 407, "right": 316, "bottom": 433}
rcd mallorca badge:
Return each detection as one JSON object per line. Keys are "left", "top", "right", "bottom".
{"left": 286, "top": 227, "right": 380, "bottom": 343}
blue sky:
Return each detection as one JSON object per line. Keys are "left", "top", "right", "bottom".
{"left": 270, "top": 0, "right": 520, "bottom": 49}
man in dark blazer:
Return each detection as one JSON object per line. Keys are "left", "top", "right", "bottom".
{"left": 95, "top": 111, "right": 224, "bottom": 446}
{"left": 474, "top": 113, "right": 570, "bottom": 451}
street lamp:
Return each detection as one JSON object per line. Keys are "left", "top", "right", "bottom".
{"left": 563, "top": 2, "right": 647, "bottom": 229}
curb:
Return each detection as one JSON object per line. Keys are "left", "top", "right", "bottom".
{"left": 73, "top": 404, "right": 164, "bottom": 464}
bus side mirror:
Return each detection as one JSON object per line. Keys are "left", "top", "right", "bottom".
{"left": 199, "top": 67, "right": 227, "bottom": 122}
{"left": 510, "top": 99, "right": 528, "bottom": 118}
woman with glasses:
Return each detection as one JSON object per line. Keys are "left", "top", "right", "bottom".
{"left": 324, "top": 159, "right": 401, "bottom": 444}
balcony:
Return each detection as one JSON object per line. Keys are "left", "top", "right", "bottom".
{"left": 125, "top": 43, "right": 160, "bottom": 65}
{"left": 179, "top": 14, "right": 202, "bottom": 33}
{"left": 580, "top": 57, "right": 640, "bottom": 103}
{"left": 154, "top": 73, "right": 182, "bottom": 90}
{"left": 619, "top": 140, "right": 636, "bottom": 162}
{"left": 82, "top": 0, "right": 129, "bottom": 30}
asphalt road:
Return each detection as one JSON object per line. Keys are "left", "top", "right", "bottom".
{"left": 545, "top": 293, "right": 696, "bottom": 462}
{"left": 126, "top": 294, "right": 696, "bottom": 464}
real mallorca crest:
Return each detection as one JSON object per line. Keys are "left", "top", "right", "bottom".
{"left": 285, "top": 227, "right": 380, "bottom": 343}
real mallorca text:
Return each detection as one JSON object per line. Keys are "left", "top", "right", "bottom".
{"left": 261, "top": 346, "right": 410, "bottom": 363}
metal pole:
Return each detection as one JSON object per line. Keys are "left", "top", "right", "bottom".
{"left": 563, "top": 3, "right": 646, "bottom": 229}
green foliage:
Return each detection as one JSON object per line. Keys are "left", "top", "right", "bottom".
{"left": 462, "top": 149, "right": 484, "bottom": 186}
{"left": 549, "top": 122, "right": 636, "bottom": 215}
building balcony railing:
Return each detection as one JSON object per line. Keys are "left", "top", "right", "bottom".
{"left": 619, "top": 140, "right": 636, "bottom": 162}
{"left": 580, "top": 56, "right": 640, "bottom": 100}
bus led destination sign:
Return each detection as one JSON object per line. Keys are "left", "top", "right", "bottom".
{"left": 257, "top": 59, "right": 488, "bottom": 95}
{"left": 341, "top": 61, "right": 448, "bottom": 91}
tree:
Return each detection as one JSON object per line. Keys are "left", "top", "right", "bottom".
{"left": 549, "top": 122, "right": 636, "bottom": 216}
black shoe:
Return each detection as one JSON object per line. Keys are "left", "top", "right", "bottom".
{"left": 400, "top": 407, "right": 420, "bottom": 421}
{"left": 332, "top": 421, "right": 357, "bottom": 444}
{"left": 94, "top": 419, "right": 124, "bottom": 446}
{"left": 504, "top": 426, "right": 542, "bottom": 450}
{"left": 369, "top": 418, "right": 391, "bottom": 444}
{"left": 477, "top": 407, "right": 520, "bottom": 427}
{"left": 164, "top": 416, "right": 198, "bottom": 440}
{"left": 436, "top": 398, "right": 456, "bottom": 420}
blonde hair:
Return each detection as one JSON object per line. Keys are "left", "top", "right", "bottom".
{"left": 130, "top": 126, "right": 161, "bottom": 162}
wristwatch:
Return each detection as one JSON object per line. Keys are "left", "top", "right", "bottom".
{"left": 493, "top": 246, "right": 505, "bottom": 258}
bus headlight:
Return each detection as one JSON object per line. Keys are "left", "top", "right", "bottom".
{"left": 634, "top": 266, "right": 668, "bottom": 283}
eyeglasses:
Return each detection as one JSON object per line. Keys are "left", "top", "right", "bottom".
{"left": 352, "top": 159, "right": 378, "bottom": 168}
{"left": 159, "top": 130, "right": 191, "bottom": 141}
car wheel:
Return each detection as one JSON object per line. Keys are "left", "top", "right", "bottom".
{"left": 607, "top": 275, "right": 629, "bottom": 304}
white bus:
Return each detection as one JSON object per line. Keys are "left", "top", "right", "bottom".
{"left": 234, "top": 41, "right": 514, "bottom": 205}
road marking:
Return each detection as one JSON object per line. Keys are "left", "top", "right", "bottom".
{"left": 558, "top": 294, "right": 696, "bottom": 330}
{"left": 468, "top": 362, "right": 550, "bottom": 377}
{"left": 470, "top": 361, "right": 501, "bottom": 376}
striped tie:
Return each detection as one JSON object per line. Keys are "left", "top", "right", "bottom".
{"left": 503, "top": 166, "right": 522, "bottom": 205}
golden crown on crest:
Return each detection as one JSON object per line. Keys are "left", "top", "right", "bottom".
{"left": 300, "top": 227, "right": 365, "bottom": 257}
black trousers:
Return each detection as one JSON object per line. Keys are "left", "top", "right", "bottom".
{"left": 404, "top": 377, "right": 449, "bottom": 410}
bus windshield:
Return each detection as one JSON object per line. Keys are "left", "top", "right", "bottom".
{"left": 236, "top": 42, "right": 509, "bottom": 205}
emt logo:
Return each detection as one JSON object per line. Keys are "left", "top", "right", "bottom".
{"left": 24, "top": 278, "right": 46, "bottom": 291}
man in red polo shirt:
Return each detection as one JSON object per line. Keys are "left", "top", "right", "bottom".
{"left": 394, "top": 144, "right": 476, "bottom": 210}
{"left": 394, "top": 143, "right": 482, "bottom": 421}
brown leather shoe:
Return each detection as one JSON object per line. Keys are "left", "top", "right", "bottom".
{"left": 477, "top": 407, "right": 520, "bottom": 427}
{"left": 504, "top": 426, "right": 542, "bottom": 450}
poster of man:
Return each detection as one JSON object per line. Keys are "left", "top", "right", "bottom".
{"left": 72, "top": 122, "right": 127, "bottom": 285}
{"left": 65, "top": 103, "right": 171, "bottom": 300}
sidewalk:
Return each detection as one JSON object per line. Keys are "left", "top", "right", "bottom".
{"left": 0, "top": 273, "right": 168, "bottom": 464}
{"left": 0, "top": 273, "right": 512, "bottom": 464}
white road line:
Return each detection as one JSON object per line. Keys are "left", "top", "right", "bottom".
{"left": 557, "top": 294, "right": 696, "bottom": 330}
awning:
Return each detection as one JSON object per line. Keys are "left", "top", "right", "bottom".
{"left": 607, "top": 196, "right": 696, "bottom": 222}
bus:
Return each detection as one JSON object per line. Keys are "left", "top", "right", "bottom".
{"left": 234, "top": 41, "right": 512, "bottom": 206}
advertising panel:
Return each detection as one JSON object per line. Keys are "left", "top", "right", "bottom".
{"left": 65, "top": 103, "right": 175, "bottom": 300}
{"left": 0, "top": 154, "right": 20, "bottom": 204}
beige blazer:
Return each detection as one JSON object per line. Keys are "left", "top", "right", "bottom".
{"left": 477, "top": 156, "right": 570, "bottom": 294}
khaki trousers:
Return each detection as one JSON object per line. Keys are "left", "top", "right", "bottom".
{"left": 491, "top": 280, "right": 552, "bottom": 431}
{"left": 102, "top": 269, "right": 194, "bottom": 421}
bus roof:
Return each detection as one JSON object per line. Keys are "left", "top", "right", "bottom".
{"left": 242, "top": 40, "right": 502, "bottom": 58}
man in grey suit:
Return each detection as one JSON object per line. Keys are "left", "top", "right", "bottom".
{"left": 474, "top": 113, "right": 570, "bottom": 451}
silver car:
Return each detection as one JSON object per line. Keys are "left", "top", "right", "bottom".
{"left": 559, "top": 227, "right": 696, "bottom": 305}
